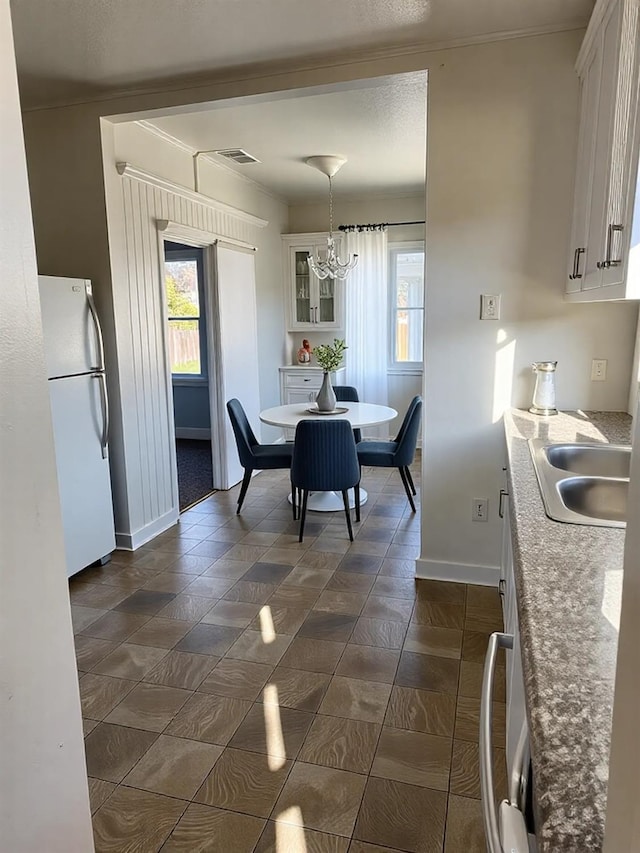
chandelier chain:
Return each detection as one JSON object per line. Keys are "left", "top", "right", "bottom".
{"left": 328, "top": 175, "right": 334, "bottom": 238}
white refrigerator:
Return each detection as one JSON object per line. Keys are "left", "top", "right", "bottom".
{"left": 38, "top": 275, "right": 116, "bottom": 577}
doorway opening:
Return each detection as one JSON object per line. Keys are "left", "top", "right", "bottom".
{"left": 163, "top": 240, "right": 215, "bottom": 510}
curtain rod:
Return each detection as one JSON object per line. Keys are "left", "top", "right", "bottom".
{"left": 338, "top": 220, "right": 425, "bottom": 232}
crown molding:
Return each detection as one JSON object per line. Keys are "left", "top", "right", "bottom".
{"left": 115, "top": 162, "right": 269, "bottom": 228}
{"left": 136, "top": 120, "right": 194, "bottom": 155}
{"left": 135, "top": 120, "right": 289, "bottom": 206}
{"left": 22, "top": 19, "right": 588, "bottom": 113}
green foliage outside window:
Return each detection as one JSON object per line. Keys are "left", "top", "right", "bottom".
{"left": 166, "top": 273, "right": 198, "bottom": 328}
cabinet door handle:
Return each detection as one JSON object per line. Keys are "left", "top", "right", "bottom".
{"left": 569, "top": 247, "right": 585, "bottom": 279}
{"left": 597, "top": 223, "right": 623, "bottom": 269}
{"left": 480, "top": 632, "right": 514, "bottom": 853}
{"left": 499, "top": 489, "right": 509, "bottom": 519}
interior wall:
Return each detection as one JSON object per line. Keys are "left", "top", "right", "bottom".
{"left": 288, "top": 194, "right": 425, "bottom": 239}
{"left": 173, "top": 383, "right": 211, "bottom": 436}
{"left": 0, "top": 2, "right": 93, "bottom": 848}
{"left": 288, "top": 193, "right": 425, "bottom": 433}
{"left": 421, "top": 30, "right": 639, "bottom": 582}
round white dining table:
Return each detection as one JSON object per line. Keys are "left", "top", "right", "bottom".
{"left": 259, "top": 402, "right": 397, "bottom": 512}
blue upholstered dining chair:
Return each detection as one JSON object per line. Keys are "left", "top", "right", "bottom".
{"left": 333, "top": 385, "right": 362, "bottom": 444}
{"left": 226, "top": 398, "right": 293, "bottom": 515}
{"left": 356, "top": 395, "right": 422, "bottom": 512}
{"left": 291, "top": 419, "right": 361, "bottom": 542}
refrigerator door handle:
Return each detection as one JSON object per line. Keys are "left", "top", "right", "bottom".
{"left": 86, "top": 283, "right": 105, "bottom": 371}
{"left": 480, "top": 631, "right": 515, "bottom": 853}
{"left": 93, "top": 372, "right": 109, "bottom": 458}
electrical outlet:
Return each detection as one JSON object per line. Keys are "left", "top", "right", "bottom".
{"left": 472, "top": 499, "right": 488, "bottom": 522}
{"left": 591, "top": 359, "right": 607, "bottom": 381}
{"left": 480, "top": 294, "right": 501, "bottom": 320}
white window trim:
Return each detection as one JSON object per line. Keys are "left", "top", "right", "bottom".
{"left": 388, "top": 240, "right": 425, "bottom": 375}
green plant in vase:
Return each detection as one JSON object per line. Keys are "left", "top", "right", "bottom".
{"left": 313, "top": 338, "right": 347, "bottom": 412}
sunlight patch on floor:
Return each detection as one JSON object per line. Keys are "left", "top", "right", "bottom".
{"left": 275, "top": 807, "right": 307, "bottom": 845}
{"left": 259, "top": 605, "right": 276, "bottom": 644}
{"left": 263, "top": 684, "right": 286, "bottom": 770}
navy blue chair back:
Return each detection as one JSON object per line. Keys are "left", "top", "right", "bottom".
{"left": 333, "top": 385, "right": 359, "bottom": 403}
{"left": 333, "top": 385, "right": 362, "bottom": 444}
{"left": 226, "top": 398, "right": 259, "bottom": 468}
{"left": 394, "top": 396, "right": 422, "bottom": 467}
{"left": 291, "top": 420, "right": 360, "bottom": 493}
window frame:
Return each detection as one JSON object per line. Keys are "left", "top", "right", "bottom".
{"left": 164, "top": 245, "right": 208, "bottom": 382}
{"left": 388, "top": 241, "right": 425, "bottom": 375}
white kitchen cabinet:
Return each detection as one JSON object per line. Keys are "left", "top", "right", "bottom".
{"left": 279, "top": 365, "right": 346, "bottom": 439}
{"left": 566, "top": 0, "right": 640, "bottom": 301}
{"left": 282, "top": 233, "right": 345, "bottom": 330}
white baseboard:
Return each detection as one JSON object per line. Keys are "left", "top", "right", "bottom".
{"left": 175, "top": 427, "right": 211, "bottom": 440}
{"left": 115, "top": 508, "right": 180, "bottom": 551}
{"left": 415, "top": 557, "right": 500, "bottom": 587}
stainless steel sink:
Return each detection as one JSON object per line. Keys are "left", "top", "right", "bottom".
{"left": 529, "top": 439, "right": 631, "bottom": 528}
{"left": 544, "top": 443, "right": 631, "bottom": 478}
{"left": 557, "top": 476, "right": 628, "bottom": 524}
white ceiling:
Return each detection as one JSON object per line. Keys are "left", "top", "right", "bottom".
{"left": 144, "top": 74, "right": 428, "bottom": 200}
{"left": 11, "top": 0, "right": 595, "bottom": 109}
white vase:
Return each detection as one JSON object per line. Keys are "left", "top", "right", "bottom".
{"left": 316, "top": 372, "right": 336, "bottom": 412}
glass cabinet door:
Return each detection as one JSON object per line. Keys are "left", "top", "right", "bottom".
{"left": 293, "top": 250, "right": 312, "bottom": 323}
{"left": 318, "top": 278, "right": 335, "bottom": 323}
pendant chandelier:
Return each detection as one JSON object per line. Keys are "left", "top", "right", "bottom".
{"left": 306, "top": 155, "right": 358, "bottom": 281}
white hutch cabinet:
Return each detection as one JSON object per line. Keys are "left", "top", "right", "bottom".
{"left": 282, "top": 233, "right": 345, "bottom": 330}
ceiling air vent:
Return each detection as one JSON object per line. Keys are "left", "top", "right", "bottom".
{"left": 214, "top": 148, "right": 260, "bottom": 165}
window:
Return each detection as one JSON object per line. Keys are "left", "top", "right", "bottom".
{"left": 164, "top": 244, "right": 206, "bottom": 377}
{"left": 389, "top": 244, "right": 425, "bottom": 370}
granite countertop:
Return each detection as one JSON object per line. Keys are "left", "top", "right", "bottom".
{"left": 503, "top": 409, "right": 631, "bottom": 853}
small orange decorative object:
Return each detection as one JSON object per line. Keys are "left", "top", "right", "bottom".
{"left": 297, "top": 339, "right": 312, "bottom": 364}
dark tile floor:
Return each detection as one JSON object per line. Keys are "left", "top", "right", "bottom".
{"left": 70, "top": 461, "right": 506, "bottom": 853}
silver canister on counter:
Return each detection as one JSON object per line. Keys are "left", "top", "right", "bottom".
{"left": 530, "top": 361, "right": 558, "bottom": 415}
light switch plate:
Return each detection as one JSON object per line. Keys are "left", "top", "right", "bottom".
{"left": 591, "top": 358, "right": 607, "bottom": 381}
{"left": 480, "top": 294, "right": 501, "bottom": 320}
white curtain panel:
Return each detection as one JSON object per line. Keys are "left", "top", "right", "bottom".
{"left": 344, "top": 229, "right": 389, "bottom": 437}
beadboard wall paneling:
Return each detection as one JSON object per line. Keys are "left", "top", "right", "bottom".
{"left": 115, "top": 170, "right": 266, "bottom": 545}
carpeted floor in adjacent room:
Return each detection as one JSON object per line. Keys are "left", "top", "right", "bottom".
{"left": 175, "top": 439, "right": 215, "bottom": 510}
